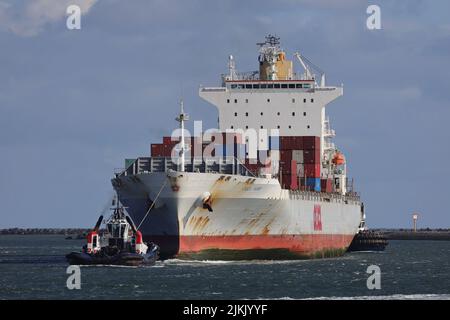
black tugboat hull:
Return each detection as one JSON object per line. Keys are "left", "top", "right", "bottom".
{"left": 347, "top": 230, "right": 388, "bottom": 252}
{"left": 66, "top": 252, "right": 158, "bottom": 266}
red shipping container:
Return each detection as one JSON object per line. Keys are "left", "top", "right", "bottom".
{"left": 280, "top": 136, "right": 303, "bottom": 150}
{"left": 303, "top": 149, "right": 321, "bottom": 164}
{"left": 244, "top": 163, "right": 262, "bottom": 175}
{"left": 279, "top": 150, "right": 292, "bottom": 173}
{"left": 163, "top": 136, "right": 172, "bottom": 144}
{"left": 151, "top": 144, "right": 164, "bottom": 157}
{"left": 290, "top": 160, "right": 298, "bottom": 190}
{"left": 321, "top": 178, "right": 333, "bottom": 193}
{"left": 279, "top": 161, "right": 292, "bottom": 174}
{"left": 303, "top": 136, "right": 320, "bottom": 150}
{"left": 280, "top": 174, "right": 292, "bottom": 189}
{"left": 304, "top": 163, "right": 321, "bottom": 178}
{"left": 280, "top": 150, "right": 292, "bottom": 163}
{"left": 164, "top": 144, "right": 178, "bottom": 157}
{"left": 293, "top": 136, "right": 304, "bottom": 150}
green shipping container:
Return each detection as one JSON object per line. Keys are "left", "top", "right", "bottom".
{"left": 125, "top": 158, "right": 136, "bottom": 169}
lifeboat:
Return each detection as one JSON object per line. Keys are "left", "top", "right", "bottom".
{"left": 332, "top": 152, "right": 346, "bottom": 165}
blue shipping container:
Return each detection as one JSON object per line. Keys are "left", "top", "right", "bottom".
{"left": 306, "top": 177, "right": 321, "bottom": 192}
{"left": 269, "top": 136, "right": 280, "bottom": 150}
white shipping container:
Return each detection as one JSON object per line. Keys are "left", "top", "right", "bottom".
{"left": 292, "top": 150, "right": 304, "bottom": 163}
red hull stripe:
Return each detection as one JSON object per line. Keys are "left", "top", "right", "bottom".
{"left": 179, "top": 234, "right": 354, "bottom": 254}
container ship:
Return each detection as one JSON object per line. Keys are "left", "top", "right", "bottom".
{"left": 112, "top": 35, "right": 364, "bottom": 260}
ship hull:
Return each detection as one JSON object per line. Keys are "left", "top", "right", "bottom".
{"left": 112, "top": 171, "right": 361, "bottom": 260}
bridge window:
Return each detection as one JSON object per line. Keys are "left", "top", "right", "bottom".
{"left": 281, "top": 84, "right": 288, "bottom": 89}
{"left": 311, "top": 98, "right": 314, "bottom": 103}
{"left": 234, "top": 99, "right": 238, "bottom": 103}
{"left": 253, "top": 84, "right": 260, "bottom": 89}
{"left": 227, "top": 99, "right": 230, "bottom": 103}
{"left": 303, "top": 98, "right": 306, "bottom": 103}
{"left": 303, "top": 112, "right": 306, "bottom": 116}
{"left": 245, "top": 84, "right": 252, "bottom": 89}
{"left": 296, "top": 84, "right": 303, "bottom": 88}
{"left": 289, "top": 84, "right": 295, "bottom": 89}
{"left": 274, "top": 84, "right": 280, "bottom": 89}
{"left": 261, "top": 84, "right": 267, "bottom": 89}
{"left": 231, "top": 84, "right": 237, "bottom": 89}
{"left": 268, "top": 84, "right": 274, "bottom": 89}
{"left": 292, "top": 112, "right": 295, "bottom": 116}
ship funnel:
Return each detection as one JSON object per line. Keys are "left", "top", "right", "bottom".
{"left": 257, "top": 35, "right": 293, "bottom": 80}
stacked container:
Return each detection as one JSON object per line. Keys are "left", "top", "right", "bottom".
{"left": 149, "top": 134, "right": 324, "bottom": 192}
{"left": 279, "top": 136, "right": 321, "bottom": 191}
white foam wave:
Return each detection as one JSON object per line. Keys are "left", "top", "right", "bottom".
{"left": 303, "top": 294, "right": 450, "bottom": 300}
{"left": 163, "top": 258, "right": 234, "bottom": 265}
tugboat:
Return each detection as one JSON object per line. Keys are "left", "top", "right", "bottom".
{"left": 347, "top": 203, "right": 388, "bottom": 252}
{"left": 66, "top": 195, "right": 159, "bottom": 266}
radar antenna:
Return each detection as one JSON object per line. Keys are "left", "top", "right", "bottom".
{"left": 257, "top": 34, "right": 282, "bottom": 80}
{"left": 257, "top": 34, "right": 280, "bottom": 47}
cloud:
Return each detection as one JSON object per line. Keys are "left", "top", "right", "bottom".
{"left": 0, "top": 0, "right": 97, "bottom": 36}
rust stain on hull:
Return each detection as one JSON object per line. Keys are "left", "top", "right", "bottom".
{"left": 188, "top": 215, "right": 211, "bottom": 233}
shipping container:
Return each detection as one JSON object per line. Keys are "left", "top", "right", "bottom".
{"left": 297, "top": 163, "right": 305, "bottom": 177}
{"left": 125, "top": 158, "right": 136, "bottom": 169}
{"left": 321, "top": 178, "right": 333, "bottom": 193}
{"left": 150, "top": 144, "right": 165, "bottom": 157}
{"left": 303, "top": 148, "right": 320, "bottom": 164}
{"left": 269, "top": 136, "right": 280, "bottom": 150}
{"left": 163, "top": 136, "right": 180, "bottom": 145}
{"left": 280, "top": 136, "right": 303, "bottom": 150}
{"left": 280, "top": 150, "right": 293, "bottom": 163}
{"left": 306, "top": 177, "right": 321, "bottom": 192}
{"left": 292, "top": 150, "right": 304, "bottom": 163}
{"left": 303, "top": 136, "right": 320, "bottom": 150}
{"left": 280, "top": 174, "right": 291, "bottom": 189}
{"left": 290, "top": 160, "right": 298, "bottom": 190}
{"left": 304, "top": 163, "right": 321, "bottom": 178}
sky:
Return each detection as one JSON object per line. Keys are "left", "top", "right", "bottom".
{"left": 0, "top": 0, "right": 449, "bottom": 228}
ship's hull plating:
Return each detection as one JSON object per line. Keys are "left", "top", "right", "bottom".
{"left": 113, "top": 171, "right": 361, "bottom": 260}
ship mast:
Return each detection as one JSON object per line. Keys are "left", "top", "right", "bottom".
{"left": 175, "top": 99, "right": 189, "bottom": 172}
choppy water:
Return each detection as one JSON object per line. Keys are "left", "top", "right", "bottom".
{"left": 0, "top": 235, "right": 449, "bottom": 299}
